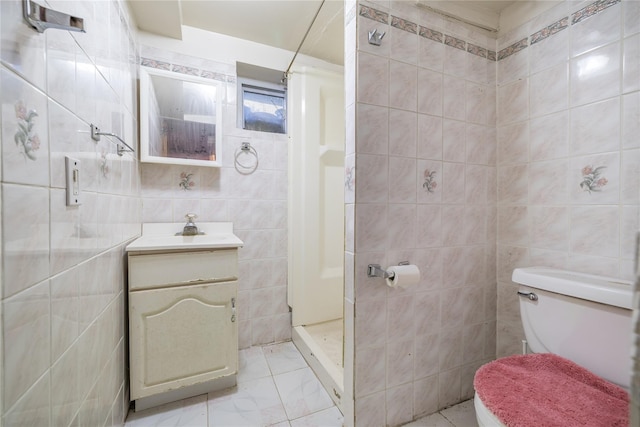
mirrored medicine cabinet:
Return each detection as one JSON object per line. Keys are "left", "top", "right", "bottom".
{"left": 139, "top": 66, "right": 223, "bottom": 167}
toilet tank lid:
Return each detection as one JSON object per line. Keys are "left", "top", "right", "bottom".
{"left": 512, "top": 267, "right": 633, "bottom": 310}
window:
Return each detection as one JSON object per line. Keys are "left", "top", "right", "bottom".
{"left": 236, "top": 63, "right": 287, "bottom": 134}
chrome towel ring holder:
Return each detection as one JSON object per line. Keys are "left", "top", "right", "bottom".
{"left": 234, "top": 142, "right": 259, "bottom": 174}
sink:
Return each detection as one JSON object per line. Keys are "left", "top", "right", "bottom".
{"left": 126, "top": 222, "right": 243, "bottom": 252}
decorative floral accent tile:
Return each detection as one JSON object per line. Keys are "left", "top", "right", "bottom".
{"left": 140, "top": 58, "right": 170, "bottom": 70}
{"left": 13, "top": 101, "right": 40, "bottom": 161}
{"left": 345, "top": 166, "right": 355, "bottom": 191}
{"left": 171, "top": 64, "right": 199, "bottom": 76}
{"left": 391, "top": 16, "right": 417, "bottom": 34}
{"left": 572, "top": 0, "right": 620, "bottom": 25}
{"left": 179, "top": 172, "right": 195, "bottom": 190}
{"left": 100, "top": 150, "right": 109, "bottom": 178}
{"left": 487, "top": 50, "right": 497, "bottom": 61}
{"left": 444, "top": 35, "right": 466, "bottom": 51}
{"left": 419, "top": 26, "right": 444, "bottom": 43}
{"left": 359, "top": 5, "right": 388, "bottom": 24}
{"left": 423, "top": 169, "right": 438, "bottom": 193}
{"left": 467, "top": 43, "right": 488, "bottom": 59}
{"left": 580, "top": 165, "right": 608, "bottom": 193}
{"left": 200, "top": 70, "right": 228, "bottom": 83}
{"left": 498, "top": 38, "right": 528, "bottom": 60}
{"left": 530, "top": 17, "right": 569, "bottom": 45}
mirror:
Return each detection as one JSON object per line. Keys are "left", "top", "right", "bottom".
{"left": 140, "top": 67, "right": 223, "bottom": 167}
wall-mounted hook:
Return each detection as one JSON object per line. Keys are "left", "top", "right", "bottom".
{"left": 368, "top": 29, "right": 386, "bottom": 46}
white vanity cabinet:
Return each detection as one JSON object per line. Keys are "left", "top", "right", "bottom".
{"left": 126, "top": 222, "right": 243, "bottom": 411}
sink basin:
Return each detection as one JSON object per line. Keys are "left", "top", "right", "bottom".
{"left": 126, "top": 222, "right": 243, "bottom": 252}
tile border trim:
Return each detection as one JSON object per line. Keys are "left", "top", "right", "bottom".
{"left": 140, "top": 57, "right": 236, "bottom": 83}
{"left": 358, "top": 0, "right": 623, "bottom": 62}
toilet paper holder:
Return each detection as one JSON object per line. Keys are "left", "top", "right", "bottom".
{"left": 367, "top": 261, "right": 409, "bottom": 279}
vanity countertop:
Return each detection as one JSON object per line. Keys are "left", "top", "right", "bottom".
{"left": 126, "top": 222, "right": 243, "bottom": 252}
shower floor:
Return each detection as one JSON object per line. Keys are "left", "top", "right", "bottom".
{"left": 303, "top": 319, "right": 343, "bottom": 369}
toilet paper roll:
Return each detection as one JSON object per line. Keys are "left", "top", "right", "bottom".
{"left": 386, "top": 264, "right": 420, "bottom": 289}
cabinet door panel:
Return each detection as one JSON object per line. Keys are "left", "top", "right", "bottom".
{"left": 130, "top": 281, "right": 237, "bottom": 400}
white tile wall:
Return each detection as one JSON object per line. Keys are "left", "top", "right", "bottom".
{"left": 0, "top": 0, "right": 138, "bottom": 425}
{"left": 496, "top": 0, "right": 639, "bottom": 358}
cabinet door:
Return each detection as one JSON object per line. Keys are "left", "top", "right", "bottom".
{"left": 129, "top": 281, "right": 237, "bottom": 400}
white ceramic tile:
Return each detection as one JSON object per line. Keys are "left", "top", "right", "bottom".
{"left": 530, "top": 30, "right": 570, "bottom": 75}
{"left": 3, "top": 280, "right": 50, "bottom": 410}
{"left": 357, "top": 103, "right": 389, "bottom": 155}
{"left": 466, "top": 125, "right": 495, "bottom": 166}
{"left": 414, "top": 332, "right": 440, "bottom": 378}
{"left": 529, "top": 206, "right": 569, "bottom": 251}
{"left": 497, "top": 164, "right": 528, "bottom": 204}
{"left": 497, "top": 51, "right": 528, "bottom": 86}
{"left": 571, "top": 5, "right": 621, "bottom": 58}
{"left": 404, "top": 412, "right": 454, "bottom": 427}
{"left": 51, "top": 267, "right": 79, "bottom": 362}
{"left": 354, "top": 391, "right": 386, "bottom": 426}
{"left": 2, "top": 183, "right": 50, "bottom": 298}
{"left": 355, "top": 203, "right": 387, "bottom": 251}
{"left": 355, "top": 343, "right": 387, "bottom": 397}
{"left": 0, "top": 1, "right": 47, "bottom": 89}
{"left": 3, "top": 372, "right": 50, "bottom": 427}
{"left": 497, "top": 79, "right": 528, "bottom": 125}
{"left": 273, "top": 367, "right": 334, "bottom": 420}
{"left": 465, "top": 82, "right": 487, "bottom": 125}
{"left": 355, "top": 154, "right": 388, "bottom": 203}
{"left": 529, "top": 159, "right": 569, "bottom": 205}
{"left": 442, "top": 119, "right": 466, "bottom": 163}
{"left": 443, "top": 45, "right": 467, "bottom": 79}
{"left": 289, "top": 406, "right": 343, "bottom": 427}
{"left": 386, "top": 383, "right": 414, "bottom": 427}
{"left": 624, "top": 0, "right": 640, "bottom": 36}
{"left": 622, "top": 92, "right": 640, "bottom": 149}
{"left": 570, "top": 206, "right": 620, "bottom": 257}
{"left": 51, "top": 343, "right": 80, "bottom": 427}
{"left": 358, "top": 52, "right": 389, "bottom": 106}
{"left": 263, "top": 342, "right": 308, "bottom": 376}
{"left": 390, "top": 26, "right": 418, "bottom": 65}
{"left": 389, "top": 157, "right": 417, "bottom": 203}
{"left": 567, "top": 253, "right": 619, "bottom": 278}
{"left": 570, "top": 42, "right": 621, "bottom": 107}
{"left": 418, "top": 68, "right": 443, "bottom": 116}
{"left": 418, "top": 37, "right": 445, "bottom": 72}
{"left": 623, "top": 34, "right": 640, "bottom": 93}
{"left": 389, "top": 109, "right": 417, "bottom": 157}
{"left": 355, "top": 298, "right": 387, "bottom": 348}
{"left": 441, "top": 206, "right": 466, "bottom": 247}
{"left": 387, "top": 204, "right": 417, "bottom": 249}
{"left": 497, "top": 122, "right": 528, "bottom": 165}
{"left": 621, "top": 149, "right": 640, "bottom": 204}
{"left": 416, "top": 205, "right": 442, "bottom": 248}
{"left": 529, "top": 63, "right": 568, "bottom": 117}
{"left": 438, "top": 326, "right": 463, "bottom": 370}
{"left": 441, "top": 162, "right": 465, "bottom": 204}
{"left": 417, "top": 114, "right": 443, "bottom": 160}
{"left": 443, "top": 76, "right": 465, "bottom": 121}
{"left": 570, "top": 97, "right": 620, "bottom": 155}
{"left": 440, "top": 398, "right": 478, "bottom": 427}
{"left": 438, "top": 368, "right": 461, "bottom": 409}
{"left": 358, "top": 14, "right": 390, "bottom": 58}
{"left": 530, "top": 111, "right": 569, "bottom": 161}
{"left": 208, "top": 377, "right": 287, "bottom": 426}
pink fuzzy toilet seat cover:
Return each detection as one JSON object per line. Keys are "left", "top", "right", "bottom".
{"left": 474, "top": 353, "right": 629, "bottom": 427}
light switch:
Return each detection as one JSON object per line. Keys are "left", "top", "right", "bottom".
{"left": 65, "top": 156, "right": 81, "bottom": 206}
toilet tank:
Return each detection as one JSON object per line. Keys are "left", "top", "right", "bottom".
{"left": 512, "top": 267, "right": 633, "bottom": 388}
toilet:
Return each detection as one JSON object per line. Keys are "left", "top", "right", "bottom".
{"left": 473, "top": 267, "right": 633, "bottom": 426}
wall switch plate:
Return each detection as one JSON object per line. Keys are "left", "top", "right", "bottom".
{"left": 65, "top": 156, "right": 81, "bottom": 206}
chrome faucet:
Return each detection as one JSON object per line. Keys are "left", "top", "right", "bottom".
{"left": 182, "top": 213, "right": 199, "bottom": 236}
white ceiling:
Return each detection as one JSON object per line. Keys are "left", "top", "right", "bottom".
{"left": 127, "top": 1, "right": 524, "bottom": 66}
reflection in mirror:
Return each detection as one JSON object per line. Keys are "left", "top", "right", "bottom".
{"left": 140, "top": 67, "right": 222, "bottom": 167}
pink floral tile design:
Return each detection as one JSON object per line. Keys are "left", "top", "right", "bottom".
{"left": 171, "top": 65, "right": 199, "bottom": 76}
{"left": 467, "top": 43, "right": 488, "bottom": 59}
{"left": 391, "top": 16, "right": 417, "bottom": 34}
{"left": 572, "top": 0, "right": 621, "bottom": 24}
{"left": 359, "top": 5, "right": 388, "bottom": 24}
{"left": 140, "top": 57, "right": 170, "bottom": 70}
{"left": 13, "top": 101, "right": 41, "bottom": 161}
{"left": 419, "top": 26, "right": 443, "bottom": 43}
{"left": 498, "top": 38, "right": 528, "bottom": 60}
{"left": 179, "top": 172, "right": 195, "bottom": 190}
{"left": 487, "top": 50, "right": 497, "bottom": 61}
{"left": 345, "top": 166, "right": 355, "bottom": 191}
{"left": 444, "top": 35, "right": 466, "bottom": 51}
{"left": 423, "top": 169, "right": 438, "bottom": 193}
{"left": 580, "top": 165, "right": 608, "bottom": 193}
{"left": 530, "top": 17, "right": 569, "bottom": 45}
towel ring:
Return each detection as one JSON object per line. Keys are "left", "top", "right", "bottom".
{"left": 234, "top": 142, "right": 259, "bottom": 174}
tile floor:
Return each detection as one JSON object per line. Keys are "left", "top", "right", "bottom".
{"left": 124, "top": 341, "right": 478, "bottom": 427}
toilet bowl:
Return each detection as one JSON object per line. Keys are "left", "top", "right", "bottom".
{"left": 473, "top": 267, "right": 632, "bottom": 426}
